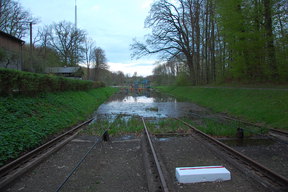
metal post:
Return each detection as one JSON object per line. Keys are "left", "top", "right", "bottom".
{"left": 75, "top": 0, "right": 77, "bottom": 29}
{"left": 74, "top": 0, "right": 77, "bottom": 65}
{"left": 29, "top": 22, "right": 32, "bottom": 70}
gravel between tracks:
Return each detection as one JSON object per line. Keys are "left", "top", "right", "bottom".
{"left": 4, "top": 134, "right": 271, "bottom": 192}
{"left": 4, "top": 135, "right": 148, "bottom": 192}
{"left": 155, "top": 136, "right": 269, "bottom": 192}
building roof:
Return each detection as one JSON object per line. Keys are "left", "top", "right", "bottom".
{"left": 45, "top": 67, "right": 81, "bottom": 74}
{"left": 0, "top": 30, "right": 25, "bottom": 45}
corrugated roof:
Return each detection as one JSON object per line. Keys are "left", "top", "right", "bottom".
{"left": 45, "top": 67, "right": 81, "bottom": 74}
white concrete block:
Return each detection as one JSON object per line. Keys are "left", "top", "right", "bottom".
{"left": 176, "top": 166, "right": 231, "bottom": 184}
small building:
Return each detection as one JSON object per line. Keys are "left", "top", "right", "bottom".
{"left": 0, "top": 30, "right": 25, "bottom": 70}
{"left": 45, "top": 67, "right": 83, "bottom": 79}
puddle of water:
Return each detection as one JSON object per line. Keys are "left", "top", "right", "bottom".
{"left": 220, "top": 138, "right": 275, "bottom": 147}
{"left": 94, "top": 91, "right": 208, "bottom": 120}
{"left": 157, "top": 138, "right": 172, "bottom": 142}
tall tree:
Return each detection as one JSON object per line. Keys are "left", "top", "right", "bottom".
{"left": 83, "top": 38, "right": 95, "bottom": 80}
{"left": 0, "top": 0, "right": 38, "bottom": 38}
{"left": 92, "top": 47, "right": 108, "bottom": 81}
{"left": 263, "top": 0, "right": 278, "bottom": 80}
{"left": 47, "top": 21, "right": 86, "bottom": 66}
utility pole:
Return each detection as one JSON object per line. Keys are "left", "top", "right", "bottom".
{"left": 29, "top": 22, "right": 33, "bottom": 71}
{"left": 74, "top": 0, "right": 78, "bottom": 65}
{"left": 75, "top": 0, "right": 77, "bottom": 29}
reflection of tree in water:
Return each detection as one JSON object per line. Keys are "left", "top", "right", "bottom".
{"left": 106, "top": 89, "right": 177, "bottom": 103}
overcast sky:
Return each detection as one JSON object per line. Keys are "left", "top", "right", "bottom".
{"left": 21, "top": 0, "right": 156, "bottom": 76}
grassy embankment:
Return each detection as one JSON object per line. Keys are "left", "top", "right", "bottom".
{"left": 156, "top": 86, "right": 288, "bottom": 130}
{"left": 0, "top": 87, "right": 117, "bottom": 166}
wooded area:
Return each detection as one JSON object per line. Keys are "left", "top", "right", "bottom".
{"left": 132, "top": 0, "right": 288, "bottom": 85}
{"left": 0, "top": 0, "right": 112, "bottom": 82}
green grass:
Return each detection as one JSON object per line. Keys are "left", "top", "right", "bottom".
{"left": 83, "top": 116, "right": 268, "bottom": 139}
{"left": 83, "top": 117, "right": 144, "bottom": 136}
{"left": 156, "top": 86, "right": 288, "bottom": 130}
{"left": 183, "top": 118, "right": 268, "bottom": 137}
{"left": 147, "top": 119, "right": 191, "bottom": 134}
{"left": 0, "top": 87, "right": 117, "bottom": 166}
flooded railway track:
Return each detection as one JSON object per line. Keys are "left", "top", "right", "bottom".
{"left": 0, "top": 118, "right": 94, "bottom": 190}
{"left": 2, "top": 90, "right": 287, "bottom": 192}
{"left": 3, "top": 116, "right": 287, "bottom": 192}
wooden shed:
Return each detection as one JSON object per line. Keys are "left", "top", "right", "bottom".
{"left": 45, "top": 67, "right": 83, "bottom": 79}
{"left": 0, "top": 30, "right": 25, "bottom": 70}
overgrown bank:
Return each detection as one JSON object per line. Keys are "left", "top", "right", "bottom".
{"left": 0, "top": 87, "right": 117, "bottom": 166}
{"left": 156, "top": 86, "right": 288, "bottom": 130}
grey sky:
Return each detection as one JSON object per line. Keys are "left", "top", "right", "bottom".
{"left": 21, "top": 0, "right": 156, "bottom": 76}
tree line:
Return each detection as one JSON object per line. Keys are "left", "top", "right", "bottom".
{"left": 0, "top": 0, "right": 109, "bottom": 82}
{"left": 131, "top": 0, "right": 288, "bottom": 85}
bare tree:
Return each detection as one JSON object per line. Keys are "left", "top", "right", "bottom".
{"left": 0, "top": 0, "right": 38, "bottom": 38}
{"left": 131, "top": 0, "right": 202, "bottom": 84}
{"left": 47, "top": 21, "right": 86, "bottom": 66}
{"left": 83, "top": 38, "right": 95, "bottom": 80}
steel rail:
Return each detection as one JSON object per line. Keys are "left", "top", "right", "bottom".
{"left": 176, "top": 118, "right": 288, "bottom": 189}
{"left": 222, "top": 116, "right": 288, "bottom": 139}
{"left": 269, "top": 128, "right": 288, "bottom": 137}
{"left": 0, "top": 118, "right": 94, "bottom": 188}
{"left": 142, "top": 118, "right": 169, "bottom": 192}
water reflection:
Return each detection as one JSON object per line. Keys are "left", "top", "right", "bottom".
{"left": 94, "top": 90, "right": 207, "bottom": 120}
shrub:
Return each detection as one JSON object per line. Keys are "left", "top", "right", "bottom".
{"left": 0, "top": 68, "right": 101, "bottom": 96}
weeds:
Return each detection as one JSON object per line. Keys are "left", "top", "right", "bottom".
{"left": 0, "top": 87, "right": 117, "bottom": 166}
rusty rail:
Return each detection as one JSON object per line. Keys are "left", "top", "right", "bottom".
{"left": 269, "top": 128, "right": 288, "bottom": 137}
{"left": 176, "top": 118, "right": 288, "bottom": 190}
{"left": 0, "top": 118, "right": 94, "bottom": 189}
{"left": 142, "top": 118, "right": 169, "bottom": 192}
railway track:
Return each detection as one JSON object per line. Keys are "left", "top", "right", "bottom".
{"left": 0, "top": 118, "right": 94, "bottom": 190}
{"left": 190, "top": 111, "right": 288, "bottom": 140}
{"left": 175, "top": 118, "right": 288, "bottom": 191}
{"left": 222, "top": 115, "right": 288, "bottom": 138}
{"left": 269, "top": 128, "right": 288, "bottom": 137}
{"left": 2, "top": 116, "right": 288, "bottom": 191}
{"left": 141, "top": 117, "right": 170, "bottom": 192}
{"left": 141, "top": 117, "right": 288, "bottom": 191}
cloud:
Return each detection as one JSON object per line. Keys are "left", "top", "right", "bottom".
{"left": 108, "top": 59, "right": 157, "bottom": 77}
{"left": 90, "top": 5, "right": 100, "bottom": 11}
{"left": 141, "top": 0, "right": 153, "bottom": 9}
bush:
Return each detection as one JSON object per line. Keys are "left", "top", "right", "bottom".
{"left": 0, "top": 68, "right": 103, "bottom": 96}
